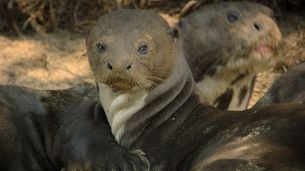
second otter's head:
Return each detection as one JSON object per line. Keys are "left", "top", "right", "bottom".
{"left": 86, "top": 9, "right": 176, "bottom": 93}
{"left": 175, "top": 1, "right": 282, "bottom": 79}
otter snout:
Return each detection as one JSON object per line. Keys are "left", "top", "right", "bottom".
{"left": 249, "top": 13, "right": 282, "bottom": 43}
{"left": 106, "top": 60, "right": 133, "bottom": 72}
{"left": 253, "top": 22, "right": 261, "bottom": 31}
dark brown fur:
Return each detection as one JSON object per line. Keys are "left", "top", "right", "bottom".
{"left": 0, "top": 7, "right": 301, "bottom": 171}
{"left": 0, "top": 84, "right": 149, "bottom": 170}
{"left": 213, "top": 88, "right": 234, "bottom": 110}
{"left": 255, "top": 62, "right": 305, "bottom": 107}
{"left": 86, "top": 9, "right": 305, "bottom": 171}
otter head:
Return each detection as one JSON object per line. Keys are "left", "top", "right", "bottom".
{"left": 174, "top": 1, "right": 282, "bottom": 76}
{"left": 86, "top": 10, "right": 193, "bottom": 144}
{"left": 86, "top": 9, "right": 176, "bottom": 93}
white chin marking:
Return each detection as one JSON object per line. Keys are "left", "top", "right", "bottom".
{"left": 98, "top": 83, "right": 148, "bottom": 142}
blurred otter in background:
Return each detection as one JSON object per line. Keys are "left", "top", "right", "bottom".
{"left": 174, "top": 1, "right": 282, "bottom": 110}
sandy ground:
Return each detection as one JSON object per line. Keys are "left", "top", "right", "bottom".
{"left": 0, "top": 13, "right": 304, "bottom": 107}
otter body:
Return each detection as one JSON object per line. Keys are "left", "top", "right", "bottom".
{"left": 0, "top": 84, "right": 148, "bottom": 170}
{"left": 0, "top": 4, "right": 300, "bottom": 171}
{"left": 128, "top": 97, "right": 305, "bottom": 170}
{"left": 255, "top": 62, "right": 305, "bottom": 106}
{"left": 176, "top": 2, "right": 282, "bottom": 110}
{"left": 87, "top": 9, "right": 305, "bottom": 171}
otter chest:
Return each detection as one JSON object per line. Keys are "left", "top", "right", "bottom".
{"left": 196, "top": 72, "right": 255, "bottom": 110}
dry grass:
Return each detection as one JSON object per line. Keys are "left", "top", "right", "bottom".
{"left": 1, "top": 0, "right": 304, "bottom": 33}
{"left": 0, "top": 31, "right": 93, "bottom": 89}
{"left": 0, "top": 0, "right": 184, "bottom": 33}
{"left": 275, "top": 15, "right": 305, "bottom": 71}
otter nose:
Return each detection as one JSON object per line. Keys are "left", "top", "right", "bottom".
{"left": 250, "top": 14, "right": 281, "bottom": 42}
{"left": 253, "top": 22, "right": 263, "bottom": 31}
{"left": 106, "top": 61, "right": 133, "bottom": 71}
{"left": 107, "top": 62, "right": 113, "bottom": 70}
{"left": 126, "top": 63, "right": 132, "bottom": 70}
{"left": 253, "top": 22, "right": 261, "bottom": 31}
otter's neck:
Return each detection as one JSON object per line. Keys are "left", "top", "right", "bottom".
{"left": 121, "top": 58, "right": 195, "bottom": 147}
{"left": 98, "top": 83, "right": 148, "bottom": 142}
{"left": 98, "top": 54, "right": 195, "bottom": 147}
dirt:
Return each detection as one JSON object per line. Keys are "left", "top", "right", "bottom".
{"left": 0, "top": 12, "right": 304, "bottom": 107}
{"left": 0, "top": 31, "right": 92, "bottom": 89}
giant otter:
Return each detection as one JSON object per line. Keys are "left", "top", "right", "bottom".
{"left": 175, "top": 1, "right": 282, "bottom": 110}
{"left": 0, "top": 4, "right": 300, "bottom": 171}
{"left": 86, "top": 9, "right": 305, "bottom": 170}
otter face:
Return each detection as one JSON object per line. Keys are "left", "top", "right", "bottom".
{"left": 86, "top": 10, "right": 176, "bottom": 92}
{"left": 226, "top": 8, "right": 282, "bottom": 67}
{"left": 177, "top": 2, "right": 282, "bottom": 74}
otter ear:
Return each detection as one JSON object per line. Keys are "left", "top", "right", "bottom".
{"left": 84, "top": 22, "right": 96, "bottom": 46}
{"left": 167, "top": 18, "right": 190, "bottom": 39}
{"left": 167, "top": 27, "right": 179, "bottom": 40}
{"left": 85, "top": 28, "right": 91, "bottom": 47}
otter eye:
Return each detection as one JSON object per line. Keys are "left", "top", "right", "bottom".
{"left": 138, "top": 44, "right": 149, "bottom": 55}
{"left": 96, "top": 43, "right": 106, "bottom": 53}
{"left": 227, "top": 11, "right": 239, "bottom": 23}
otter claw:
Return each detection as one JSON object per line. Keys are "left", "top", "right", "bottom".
{"left": 130, "top": 149, "right": 150, "bottom": 171}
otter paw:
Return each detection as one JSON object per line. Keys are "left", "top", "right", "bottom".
{"left": 67, "top": 149, "right": 149, "bottom": 171}
{"left": 90, "top": 148, "right": 149, "bottom": 171}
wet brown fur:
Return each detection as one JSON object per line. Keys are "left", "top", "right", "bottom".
{"left": 86, "top": 9, "right": 305, "bottom": 171}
